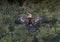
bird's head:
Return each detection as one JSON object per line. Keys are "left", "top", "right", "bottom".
{"left": 27, "top": 13, "right": 32, "bottom": 19}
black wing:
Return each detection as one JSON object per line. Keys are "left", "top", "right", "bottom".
{"left": 15, "top": 17, "right": 26, "bottom": 24}
{"left": 33, "top": 17, "right": 49, "bottom": 25}
{"left": 33, "top": 17, "right": 57, "bottom": 26}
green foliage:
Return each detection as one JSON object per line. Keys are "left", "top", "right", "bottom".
{"left": 0, "top": 0, "right": 60, "bottom": 42}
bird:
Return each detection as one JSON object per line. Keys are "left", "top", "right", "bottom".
{"left": 15, "top": 13, "right": 57, "bottom": 32}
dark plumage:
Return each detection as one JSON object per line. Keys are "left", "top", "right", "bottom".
{"left": 15, "top": 14, "right": 57, "bottom": 32}
{"left": 15, "top": 19, "right": 21, "bottom": 24}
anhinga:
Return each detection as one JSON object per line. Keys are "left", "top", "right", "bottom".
{"left": 15, "top": 13, "right": 57, "bottom": 32}
{"left": 15, "top": 13, "right": 57, "bottom": 42}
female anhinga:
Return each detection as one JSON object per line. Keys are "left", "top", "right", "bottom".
{"left": 15, "top": 13, "right": 57, "bottom": 42}
{"left": 15, "top": 13, "right": 57, "bottom": 32}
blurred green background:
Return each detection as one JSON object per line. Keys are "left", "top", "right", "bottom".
{"left": 0, "top": 0, "right": 60, "bottom": 42}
